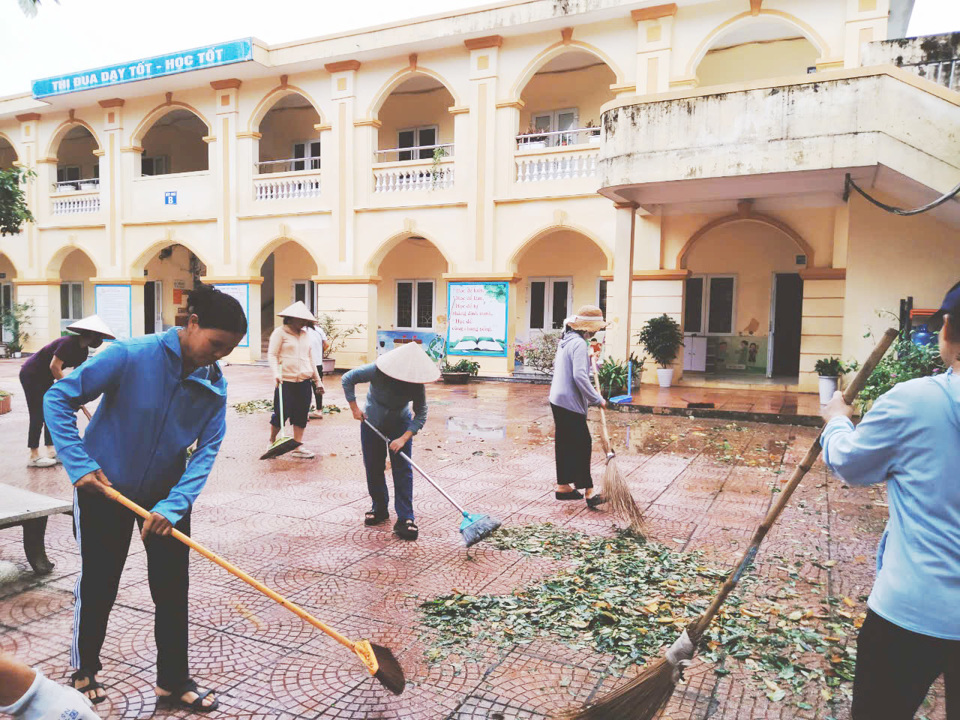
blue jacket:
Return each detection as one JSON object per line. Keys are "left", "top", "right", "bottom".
{"left": 342, "top": 364, "right": 427, "bottom": 435}
{"left": 822, "top": 369, "right": 960, "bottom": 640}
{"left": 44, "top": 328, "right": 228, "bottom": 524}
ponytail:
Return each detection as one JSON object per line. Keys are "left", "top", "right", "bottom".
{"left": 185, "top": 284, "right": 247, "bottom": 335}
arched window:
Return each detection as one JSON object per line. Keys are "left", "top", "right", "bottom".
{"left": 55, "top": 126, "right": 98, "bottom": 191}
{"left": 377, "top": 75, "right": 455, "bottom": 163}
{"left": 140, "top": 109, "right": 209, "bottom": 176}
{"left": 257, "top": 93, "right": 323, "bottom": 174}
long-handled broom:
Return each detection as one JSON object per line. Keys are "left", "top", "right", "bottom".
{"left": 560, "top": 327, "right": 898, "bottom": 720}
{"left": 363, "top": 419, "right": 502, "bottom": 547}
{"left": 260, "top": 381, "right": 302, "bottom": 460}
{"left": 591, "top": 358, "right": 645, "bottom": 535}
{"left": 103, "top": 488, "right": 406, "bottom": 695}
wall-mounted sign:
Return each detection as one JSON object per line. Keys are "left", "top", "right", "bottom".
{"left": 164, "top": 191, "right": 177, "bottom": 205}
{"left": 94, "top": 285, "right": 132, "bottom": 341}
{"left": 32, "top": 39, "right": 253, "bottom": 98}
{"left": 212, "top": 283, "right": 249, "bottom": 348}
{"left": 446, "top": 282, "right": 509, "bottom": 357}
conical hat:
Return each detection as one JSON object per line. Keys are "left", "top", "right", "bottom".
{"left": 277, "top": 301, "right": 316, "bottom": 323}
{"left": 65, "top": 315, "right": 116, "bottom": 339}
{"left": 375, "top": 342, "right": 440, "bottom": 384}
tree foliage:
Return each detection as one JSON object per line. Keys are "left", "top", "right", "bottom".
{"left": 0, "top": 166, "right": 36, "bottom": 236}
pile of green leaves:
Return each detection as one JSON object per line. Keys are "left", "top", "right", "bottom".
{"left": 855, "top": 335, "right": 945, "bottom": 412}
{"left": 233, "top": 399, "right": 274, "bottom": 415}
{"left": 421, "top": 524, "right": 860, "bottom": 704}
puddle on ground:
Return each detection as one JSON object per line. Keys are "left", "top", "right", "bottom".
{"left": 446, "top": 416, "right": 507, "bottom": 440}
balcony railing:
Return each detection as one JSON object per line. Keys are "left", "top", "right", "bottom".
{"left": 516, "top": 127, "right": 601, "bottom": 149}
{"left": 374, "top": 142, "right": 454, "bottom": 164}
{"left": 255, "top": 156, "right": 321, "bottom": 174}
{"left": 253, "top": 170, "right": 321, "bottom": 201}
{"left": 52, "top": 188, "right": 100, "bottom": 215}
{"left": 900, "top": 58, "right": 959, "bottom": 92}
{"left": 373, "top": 149, "right": 455, "bottom": 193}
{"left": 54, "top": 178, "right": 100, "bottom": 192}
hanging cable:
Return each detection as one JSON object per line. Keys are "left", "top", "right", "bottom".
{"left": 844, "top": 173, "right": 960, "bottom": 216}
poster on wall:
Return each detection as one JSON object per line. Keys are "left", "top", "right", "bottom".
{"left": 213, "top": 283, "right": 249, "bottom": 348}
{"left": 713, "top": 335, "right": 768, "bottom": 373}
{"left": 446, "top": 282, "right": 509, "bottom": 357}
{"left": 94, "top": 285, "right": 132, "bottom": 340}
{"left": 376, "top": 331, "right": 445, "bottom": 360}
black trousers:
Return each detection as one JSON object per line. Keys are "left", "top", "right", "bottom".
{"left": 20, "top": 378, "right": 52, "bottom": 449}
{"left": 853, "top": 609, "right": 960, "bottom": 719}
{"left": 72, "top": 489, "right": 191, "bottom": 689}
{"left": 270, "top": 379, "right": 312, "bottom": 429}
{"left": 313, "top": 366, "right": 324, "bottom": 409}
{"left": 551, "top": 403, "right": 593, "bottom": 490}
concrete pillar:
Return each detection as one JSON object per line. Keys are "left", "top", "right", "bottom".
{"left": 12, "top": 281, "right": 60, "bottom": 351}
{"left": 799, "top": 268, "right": 847, "bottom": 393}
{"left": 315, "top": 278, "right": 378, "bottom": 369}
{"left": 98, "top": 99, "right": 125, "bottom": 276}
{"left": 210, "top": 79, "right": 242, "bottom": 275}
{"left": 465, "top": 36, "right": 501, "bottom": 271}
{"left": 325, "top": 61, "right": 360, "bottom": 274}
{"left": 632, "top": 4, "right": 677, "bottom": 95}
{"left": 14, "top": 114, "right": 41, "bottom": 276}
{"left": 199, "top": 275, "right": 263, "bottom": 363}
{"left": 607, "top": 202, "right": 636, "bottom": 361}
{"left": 844, "top": 0, "right": 890, "bottom": 68}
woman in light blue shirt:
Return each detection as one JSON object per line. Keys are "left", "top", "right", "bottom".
{"left": 821, "top": 281, "right": 960, "bottom": 720}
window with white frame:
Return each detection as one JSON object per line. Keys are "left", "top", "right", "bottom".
{"left": 60, "top": 282, "right": 83, "bottom": 321}
{"left": 529, "top": 277, "right": 571, "bottom": 331}
{"left": 530, "top": 108, "right": 578, "bottom": 146}
{"left": 56, "top": 166, "right": 80, "bottom": 185}
{"left": 684, "top": 275, "right": 736, "bottom": 335}
{"left": 396, "top": 280, "right": 434, "bottom": 329}
{"left": 141, "top": 155, "right": 168, "bottom": 176}
{"left": 397, "top": 126, "right": 438, "bottom": 161}
{"left": 292, "top": 140, "right": 321, "bottom": 171}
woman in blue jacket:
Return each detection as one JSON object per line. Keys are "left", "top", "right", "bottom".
{"left": 822, "top": 281, "right": 960, "bottom": 720}
{"left": 44, "top": 284, "right": 247, "bottom": 712}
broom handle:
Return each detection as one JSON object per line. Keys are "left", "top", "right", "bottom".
{"left": 103, "top": 487, "right": 360, "bottom": 654}
{"left": 590, "top": 357, "right": 615, "bottom": 456}
{"left": 690, "top": 327, "right": 898, "bottom": 639}
{"left": 80, "top": 406, "right": 92, "bottom": 421}
{"left": 363, "top": 419, "right": 468, "bottom": 516}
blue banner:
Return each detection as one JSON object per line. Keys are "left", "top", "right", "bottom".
{"left": 32, "top": 39, "right": 253, "bottom": 98}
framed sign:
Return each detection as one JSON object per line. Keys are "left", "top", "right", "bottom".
{"left": 212, "top": 283, "right": 249, "bottom": 348}
{"left": 94, "top": 285, "right": 132, "bottom": 340}
{"left": 446, "top": 282, "right": 509, "bottom": 357}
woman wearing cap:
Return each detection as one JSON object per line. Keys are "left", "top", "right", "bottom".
{"left": 267, "top": 301, "right": 322, "bottom": 459}
{"left": 821, "top": 280, "right": 960, "bottom": 720}
{"left": 549, "top": 305, "right": 607, "bottom": 508}
{"left": 18, "top": 316, "right": 114, "bottom": 468}
{"left": 341, "top": 342, "right": 438, "bottom": 540}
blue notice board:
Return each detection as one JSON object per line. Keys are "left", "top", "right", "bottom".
{"left": 32, "top": 39, "right": 253, "bottom": 98}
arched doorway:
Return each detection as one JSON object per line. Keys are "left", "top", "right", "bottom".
{"left": 135, "top": 244, "right": 207, "bottom": 334}
{"left": 681, "top": 218, "right": 808, "bottom": 380}
{"left": 513, "top": 229, "right": 609, "bottom": 360}
{"left": 695, "top": 18, "right": 820, "bottom": 87}
{"left": 257, "top": 240, "right": 320, "bottom": 356}
{"left": 0, "top": 253, "right": 16, "bottom": 344}
{"left": 0, "top": 135, "right": 17, "bottom": 171}
{"left": 56, "top": 249, "right": 97, "bottom": 334}
{"left": 139, "top": 108, "right": 209, "bottom": 175}
{"left": 54, "top": 126, "right": 99, "bottom": 191}
{"left": 374, "top": 235, "right": 449, "bottom": 358}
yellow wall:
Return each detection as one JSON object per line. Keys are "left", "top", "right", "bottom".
{"left": 141, "top": 115, "right": 209, "bottom": 174}
{"left": 57, "top": 131, "right": 98, "bottom": 180}
{"left": 519, "top": 63, "right": 616, "bottom": 132}
{"left": 59, "top": 250, "right": 96, "bottom": 317}
{"left": 685, "top": 220, "right": 806, "bottom": 335}
{"left": 843, "top": 193, "right": 960, "bottom": 363}
{"left": 377, "top": 85, "right": 455, "bottom": 153}
{"left": 257, "top": 104, "right": 322, "bottom": 165}
{"left": 514, "top": 230, "right": 607, "bottom": 340}
{"left": 376, "top": 238, "right": 448, "bottom": 330}
{"left": 143, "top": 245, "right": 204, "bottom": 328}
{"left": 696, "top": 38, "right": 820, "bottom": 87}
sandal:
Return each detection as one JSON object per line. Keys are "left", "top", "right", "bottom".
{"left": 393, "top": 519, "right": 419, "bottom": 541}
{"left": 555, "top": 490, "right": 584, "bottom": 500}
{"left": 156, "top": 679, "right": 219, "bottom": 712}
{"left": 365, "top": 510, "right": 389, "bottom": 526}
{"left": 586, "top": 494, "right": 607, "bottom": 509}
{"left": 71, "top": 670, "right": 106, "bottom": 705}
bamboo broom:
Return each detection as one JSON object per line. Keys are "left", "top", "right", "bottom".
{"left": 561, "top": 327, "right": 898, "bottom": 720}
{"left": 592, "top": 358, "right": 645, "bottom": 535}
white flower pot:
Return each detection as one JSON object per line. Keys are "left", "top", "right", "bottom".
{"left": 13, "top": 351, "right": 22, "bottom": 359}
{"left": 819, "top": 376, "right": 839, "bottom": 405}
{"left": 657, "top": 368, "right": 674, "bottom": 388}
{"left": 322, "top": 357, "right": 335, "bottom": 374}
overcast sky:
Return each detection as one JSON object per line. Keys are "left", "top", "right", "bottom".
{"left": 1, "top": 0, "right": 958, "bottom": 98}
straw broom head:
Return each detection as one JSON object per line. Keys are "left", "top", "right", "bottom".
{"left": 602, "top": 454, "right": 645, "bottom": 536}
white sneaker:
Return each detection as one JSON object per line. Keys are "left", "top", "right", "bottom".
{"left": 28, "top": 457, "right": 57, "bottom": 468}
{"left": 48, "top": 456, "right": 61, "bottom": 465}
{"left": 290, "top": 448, "right": 315, "bottom": 459}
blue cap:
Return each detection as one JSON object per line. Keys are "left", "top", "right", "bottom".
{"left": 929, "top": 281, "right": 960, "bottom": 332}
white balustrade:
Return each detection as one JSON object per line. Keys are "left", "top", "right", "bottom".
{"left": 52, "top": 192, "right": 101, "bottom": 215}
{"left": 373, "top": 159, "right": 454, "bottom": 193}
{"left": 253, "top": 172, "right": 322, "bottom": 201}
{"left": 515, "top": 148, "right": 599, "bottom": 183}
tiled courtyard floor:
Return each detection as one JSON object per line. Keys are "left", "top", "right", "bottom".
{"left": 0, "top": 360, "right": 947, "bottom": 719}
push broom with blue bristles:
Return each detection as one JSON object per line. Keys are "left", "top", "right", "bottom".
{"left": 364, "top": 419, "right": 502, "bottom": 547}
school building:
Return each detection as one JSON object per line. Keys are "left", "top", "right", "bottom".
{"left": 0, "top": 0, "right": 957, "bottom": 392}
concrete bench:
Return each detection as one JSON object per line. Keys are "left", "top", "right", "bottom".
{"left": 0, "top": 484, "right": 72, "bottom": 575}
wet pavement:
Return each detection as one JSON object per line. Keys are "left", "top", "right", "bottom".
{"left": 0, "top": 359, "right": 947, "bottom": 719}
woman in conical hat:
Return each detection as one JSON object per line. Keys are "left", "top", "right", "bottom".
{"left": 17, "top": 315, "right": 115, "bottom": 468}
{"left": 341, "top": 342, "right": 439, "bottom": 541}
{"left": 267, "top": 301, "right": 322, "bottom": 459}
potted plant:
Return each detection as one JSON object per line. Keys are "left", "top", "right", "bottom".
{"left": 520, "top": 123, "right": 547, "bottom": 149}
{"left": 596, "top": 356, "right": 629, "bottom": 398}
{"left": 79, "top": 180, "right": 98, "bottom": 191}
{"left": 814, "top": 357, "right": 849, "bottom": 405}
{"left": 638, "top": 314, "right": 684, "bottom": 388}
{"left": 441, "top": 358, "right": 480, "bottom": 384}
{"left": 585, "top": 119, "right": 601, "bottom": 144}
{"left": 317, "top": 309, "right": 364, "bottom": 374}
{"left": 1, "top": 300, "right": 34, "bottom": 359}
{"left": 0, "top": 390, "right": 11, "bottom": 415}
